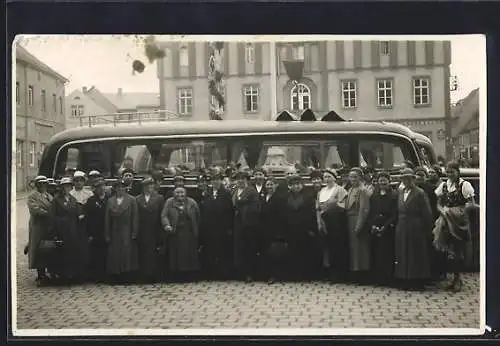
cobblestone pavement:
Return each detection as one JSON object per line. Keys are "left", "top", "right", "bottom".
{"left": 14, "top": 199, "right": 480, "bottom": 330}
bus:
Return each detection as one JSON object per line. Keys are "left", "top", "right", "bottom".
{"left": 36, "top": 111, "right": 479, "bottom": 272}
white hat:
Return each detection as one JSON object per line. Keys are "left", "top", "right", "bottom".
{"left": 73, "top": 170, "right": 86, "bottom": 179}
{"left": 60, "top": 177, "right": 73, "bottom": 185}
{"left": 88, "top": 170, "right": 101, "bottom": 177}
{"left": 34, "top": 175, "right": 48, "bottom": 184}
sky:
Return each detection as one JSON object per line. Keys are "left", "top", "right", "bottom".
{"left": 15, "top": 34, "right": 485, "bottom": 103}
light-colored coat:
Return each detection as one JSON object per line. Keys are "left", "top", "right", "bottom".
{"left": 346, "top": 185, "right": 371, "bottom": 271}
{"left": 104, "top": 194, "right": 139, "bottom": 275}
{"left": 161, "top": 197, "right": 201, "bottom": 272}
{"left": 27, "top": 191, "right": 53, "bottom": 269}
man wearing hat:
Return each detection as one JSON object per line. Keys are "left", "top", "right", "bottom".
{"left": 199, "top": 171, "right": 234, "bottom": 280}
{"left": 26, "top": 175, "right": 54, "bottom": 286}
{"left": 70, "top": 170, "right": 94, "bottom": 205}
{"left": 83, "top": 178, "right": 109, "bottom": 282}
{"left": 394, "top": 167, "right": 433, "bottom": 290}
{"left": 232, "top": 170, "right": 261, "bottom": 282}
{"left": 88, "top": 170, "right": 102, "bottom": 188}
{"left": 121, "top": 168, "right": 140, "bottom": 197}
{"left": 252, "top": 168, "right": 268, "bottom": 203}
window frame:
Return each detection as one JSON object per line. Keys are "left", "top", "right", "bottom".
{"left": 290, "top": 83, "right": 312, "bottom": 112}
{"left": 41, "top": 89, "right": 46, "bottom": 112}
{"left": 27, "top": 85, "right": 34, "bottom": 107}
{"left": 59, "top": 96, "right": 63, "bottom": 114}
{"left": 177, "top": 87, "right": 194, "bottom": 115}
{"left": 16, "top": 82, "right": 20, "bottom": 105}
{"left": 16, "top": 140, "right": 23, "bottom": 168}
{"left": 245, "top": 43, "right": 255, "bottom": 64}
{"left": 412, "top": 76, "right": 432, "bottom": 107}
{"left": 341, "top": 80, "right": 358, "bottom": 109}
{"left": 376, "top": 78, "right": 394, "bottom": 108}
{"left": 242, "top": 84, "right": 260, "bottom": 114}
{"left": 380, "top": 41, "right": 391, "bottom": 55}
{"left": 29, "top": 141, "right": 36, "bottom": 167}
{"left": 52, "top": 93, "right": 57, "bottom": 112}
{"left": 179, "top": 46, "right": 189, "bottom": 67}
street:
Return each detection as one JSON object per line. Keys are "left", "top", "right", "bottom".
{"left": 13, "top": 197, "right": 480, "bottom": 331}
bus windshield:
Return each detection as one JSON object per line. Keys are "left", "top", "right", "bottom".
{"left": 54, "top": 134, "right": 417, "bottom": 178}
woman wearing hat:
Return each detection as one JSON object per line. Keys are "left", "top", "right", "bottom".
{"left": 83, "top": 179, "right": 109, "bottom": 282}
{"left": 199, "top": 172, "right": 234, "bottom": 280}
{"left": 104, "top": 179, "right": 140, "bottom": 284}
{"left": 432, "top": 162, "right": 476, "bottom": 292}
{"left": 136, "top": 178, "right": 165, "bottom": 283}
{"left": 345, "top": 167, "right": 371, "bottom": 283}
{"left": 50, "top": 177, "right": 88, "bottom": 284}
{"left": 161, "top": 186, "right": 201, "bottom": 282}
{"left": 70, "top": 171, "right": 94, "bottom": 205}
{"left": 317, "top": 169, "right": 349, "bottom": 282}
{"left": 232, "top": 170, "right": 261, "bottom": 282}
{"left": 366, "top": 171, "right": 398, "bottom": 286}
{"left": 283, "top": 174, "right": 317, "bottom": 281}
{"left": 394, "top": 168, "right": 433, "bottom": 290}
{"left": 26, "top": 176, "right": 54, "bottom": 286}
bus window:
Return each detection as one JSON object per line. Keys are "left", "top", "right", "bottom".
{"left": 66, "top": 148, "right": 79, "bottom": 170}
{"left": 55, "top": 143, "right": 112, "bottom": 178}
{"left": 358, "top": 138, "right": 411, "bottom": 170}
{"left": 324, "top": 141, "right": 349, "bottom": 169}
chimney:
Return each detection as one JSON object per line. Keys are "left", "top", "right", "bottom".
{"left": 117, "top": 88, "right": 123, "bottom": 97}
{"left": 82, "top": 87, "right": 87, "bottom": 93}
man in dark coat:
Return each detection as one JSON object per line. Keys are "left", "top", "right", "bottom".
{"left": 136, "top": 178, "right": 165, "bottom": 283}
{"left": 232, "top": 171, "right": 261, "bottom": 282}
{"left": 84, "top": 179, "right": 109, "bottom": 282}
{"left": 199, "top": 172, "right": 235, "bottom": 280}
{"left": 122, "top": 168, "right": 141, "bottom": 197}
{"left": 252, "top": 168, "right": 268, "bottom": 203}
{"left": 394, "top": 168, "right": 433, "bottom": 290}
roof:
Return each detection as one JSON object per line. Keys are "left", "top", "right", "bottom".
{"left": 102, "top": 92, "right": 160, "bottom": 110}
{"left": 47, "top": 119, "right": 417, "bottom": 146}
{"left": 16, "top": 45, "right": 68, "bottom": 82}
{"left": 452, "top": 88, "right": 479, "bottom": 137}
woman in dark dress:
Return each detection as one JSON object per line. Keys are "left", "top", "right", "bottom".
{"left": 433, "top": 162, "right": 476, "bottom": 292}
{"left": 367, "top": 171, "right": 398, "bottom": 286}
{"left": 136, "top": 177, "right": 165, "bottom": 283}
{"left": 260, "top": 177, "right": 287, "bottom": 284}
{"left": 394, "top": 168, "right": 433, "bottom": 291}
{"left": 283, "top": 174, "right": 317, "bottom": 281}
{"left": 50, "top": 177, "right": 88, "bottom": 284}
{"left": 199, "top": 172, "right": 234, "bottom": 280}
{"left": 232, "top": 171, "right": 261, "bottom": 282}
{"left": 161, "top": 186, "right": 201, "bottom": 282}
{"left": 105, "top": 180, "right": 140, "bottom": 284}
{"left": 84, "top": 179, "right": 109, "bottom": 283}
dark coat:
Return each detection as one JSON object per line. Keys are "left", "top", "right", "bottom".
{"left": 232, "top": 186, "right": 261, "bottom": 270}
{"left": 84, "top": 193, "right": 109, "bottom": 276}
{"left": 104, "top": 194, "right": 140, "bottom": 275}
{"left": 200, "top": 187, "right": 234, "bottom": 246}
{"left": 161, "top": 197, "right": 201, "bottom": 272}
{"left": 136, "top": 193, "right": 164, "bottom": 277}
{"left": 50, "top": 193, "right": 88, "bottom": 275}
{"left": 367, "top": 187, "right": 398, "bottom": 278}
{"left": 27, "top": 191, "right": 53, "bottom": 269}
{"left": 394, "top": 186, "right": 433, "bottom": 280}
{"left": 253, "top": 183, "right": 268, "bottom": 204}
{"left": 283, "top": 189, "right": 317, "bottom": 271}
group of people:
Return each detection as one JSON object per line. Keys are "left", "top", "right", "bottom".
{"left": 26, "top": 160, "right": 476, "bottom": 292}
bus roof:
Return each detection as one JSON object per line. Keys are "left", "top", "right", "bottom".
{"left": 47, "top": 120, "right": 417, "bottom": 146}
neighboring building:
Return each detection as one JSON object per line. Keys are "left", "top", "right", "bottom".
{"left": 157, "top": 40, "right": 452, "bottom": 158}
{"left": 16, "top": 45, "right": 68, "bottom": 191}
{"left": 65, "top": 86, "right": 160, "bottom": 128}
{"left": 451, "top": 88, "right": 479, "bottom": 165}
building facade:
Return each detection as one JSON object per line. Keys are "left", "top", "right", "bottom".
{"left": 451, "top": 88, "right": 479, "bottom": 166}
{"left": 16, "top": 46, "right": 68, "bottom": 191}
{"left": 157, "top": 40, "right": 452, "bottom": 158}
{"left": 65, "top": 86, "right": 160, "bottom": 128}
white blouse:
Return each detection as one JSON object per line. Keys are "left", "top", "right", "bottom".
{"left": 318, "top": 184, "right": 347, "bottom": 204}
{"left": 434, "top": 178, "right": 475, "bottom": 199}
{"left": 70, "top": 188, "right": 94, "bottom": 204}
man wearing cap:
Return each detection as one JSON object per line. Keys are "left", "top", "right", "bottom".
{"left": 199, "top": 172, "right": 234, "bottom": 280}
{"left": 70, "top": 171, "right": 94, "bottom": 205}
{"left": 83, "top": 178, "right": 109, "bottom": 282}
{"left": 88, "top": 170, "right": 102, "bottom": 188}
{"left": 252, "top": 168, "right": 268, "bottom": 204}
{"left": 232, "top": 170, "right": 261, "bottom": 282}
{"left": 121, "top": 168, "right": 140, "bottom": 197}
{"left": 26, "top": 176, "right": 54, "bottom": 286}
{"left": 394, "top": 168, "right": 433, "bottom": 291}
{"left": 136, "top": 177, "right": 165, "bottom": 283}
